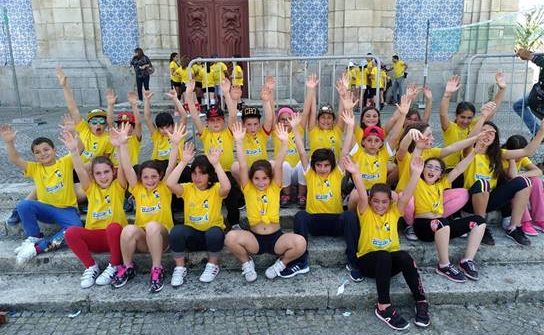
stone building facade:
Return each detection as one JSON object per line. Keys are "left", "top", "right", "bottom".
{"left": 0, "top": 0, "right": 523, "bottom": 109}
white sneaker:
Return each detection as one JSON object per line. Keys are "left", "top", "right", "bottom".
{"left": 199, "top": 263, "right": 220, "bottom": 283}
{"left": 171, "top": 266, "right": 187, "bottom": 287}
{"left": 265, "top": 259, "right": 286, "bottom": 279}
{"left": 242, "top": 258, "right": 257, "bottom": 282}
{"left": 95, "top": 264, "right": 117, "bottom": 286}
{"left": 14, "top": 236, "right": 41, "bottom": 255}
{"left": 80, "top": 265, "right": 99, "bottom": 289}
{"left": 15, "top": 243, "right": 38, "bottom": 265}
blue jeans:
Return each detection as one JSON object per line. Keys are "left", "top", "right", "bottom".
{"left": 513, "top": 95, "right": 540, "bottom": 136}
{"left": 391, "top": 77, "right": 405, "bottom": 103}
{"left": 17, "top": 200, "right": 82, "bottom": 253}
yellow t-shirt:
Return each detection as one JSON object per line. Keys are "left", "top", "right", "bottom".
{"left": 210, "top": 62, "right": 227, "bottom": 85}
{"left": 200, "top": 128, "right": 235, "bottom": 171}
{"left": 442, "top": 120, "right": 478, "bottom": 169}
{"left": 85, "top": 180, "right": 128, "bottom": 229}
{"left": 464, "top": 151, "right": 503, "bottom": 190}
{"left": 151, "top": 130, "right": 183, "bottom": 161}
{"left": 243, "top": 182, "right": 281, "bottom": 225}
{"left": 348, "top": 67, "right": 358, "bottom": 87}
{"left": 272, "top": 126, "right": 302, "bottom": 168}
{"left": 179, "top": 183, "right": 225, "bottom": 231}
{"left": 111, "top": 135, "right": 140, "bottom": 166}
{"left": 356, "top": 204, "right": 401, "bottom": 257}
{"left": 130, "top": 181, "right": 173, "bottom": 230}
{"left": 392, "top": 60, "right": 406, "bottom": 79}
{"left": 25, "top": 155, "right": 77, "bottom": 208}
{"left": 174, "top": 66, "right": 190, "bottom": 84}
{"left": 305, "top": 166, "right": 344, "bottom": 214}
{"left": 76, "top": 121, "right": 114, "bottom": 164}
{"left": 396, "top": 147, "right": 442, "bottom": 192}
{"left": 233, "top": 65, "right": 244, "bottom": 86}
{"left": 414, "top": 178, "right": 451, "bottom": 216}
{"left": 192, "top": 64, "right": 203, "bottom": 82}
{"left": 363, "top": 62, "right": 374, "bottom": 86}
{"left": 354, "top": 67, "right": 363, "bottom": 86}
{"left": 309, "top": 125, "right": 343, "bottom": 158}
{"left": 242, "top": 129, "right": 269, "bottom": 166}
{"left": 169, "top": 61, "right": 181, "bottom": 83}
{"left": 201, "top": 69, "right": 215, "bottom": 89}
{"left": 351, "top": 144, "right": 393, "bottom": 189}
{"left": 517, "top": 157, "right": 533, "bottom": 170}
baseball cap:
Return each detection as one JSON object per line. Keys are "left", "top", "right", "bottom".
{"left": 116, "top": 112, "right": 135, "bottom": 124}
{"left": 363, "top": 125, "right": 385, "bottom": 141}
{"left": 206, "top": 105, "right": 225, "bottom": 119}
{"left": 241, "top": 106, "right": 261, "bottom": 120}
{"left": 86, "top": 109, "right": 107, "bottom": 122}
{"left": 277, "top": 106, "right": 295, "bottom": 118}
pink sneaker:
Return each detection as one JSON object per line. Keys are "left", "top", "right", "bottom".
{"left": 521, "top": 221, "right": 538, "bottom": 236}
{"left": 533, "top": 221, "right": 544, "bottom": 232}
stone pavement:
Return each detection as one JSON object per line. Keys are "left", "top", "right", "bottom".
{"left": 1, "top": 303, "right": 544, "bottom": 335}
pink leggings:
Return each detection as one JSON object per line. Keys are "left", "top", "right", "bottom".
{"left": 404, "top": 188, "right": 469, "bottom": 226}
{"left": 65, "top": 223, "right": 123, "bottom": 268}
{"left": 522, "top": 176, "right": 544, "bottom": 223}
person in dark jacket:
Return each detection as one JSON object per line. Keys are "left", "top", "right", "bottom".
{"left": 131, "top": 48, "right": 152, "bottom": 101}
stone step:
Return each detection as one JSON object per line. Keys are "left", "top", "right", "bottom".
{"left": 0, "top": 263, "right": 542, "bottom": 313}
{"left": 1, "top": 225, "right": 544, "bottom": 275}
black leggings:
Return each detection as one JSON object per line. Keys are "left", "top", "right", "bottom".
{"left": 413, "top": 215, "right": 486, "bottom": 242}
{"left": 464, "top": 176, "right": 531, "bottom": 214}
{"left": 357, "top": 250, "right": 426, "bottom": 304}
{"left": 169, "top": 225, "right": 224, "bottom": 255}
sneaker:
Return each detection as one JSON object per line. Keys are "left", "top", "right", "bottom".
{"left": 459, "top": 260, "right": 479, "bottom": 281}
{"left": 111, "top": 264, "right": 136, "bottom": 289}
{"left": 15, "top": 243, "right": 37, "bottom": 265}
{"left": 242, "top": 258, "right": 257, "bottom": 282}
{"left": 14, "top": 236, "right": 41, "bottom": 255}
{"left": 435, "top": 263, "right": 466, "bottom": 283}
{"left": 298, "top": 195, "right": 306, "bottom": 209}
{"left": 404, "top": 226, "right": 418, "bottom": 241}
{"left": 481, "top": 228, "right": 495, "bottom": 246}
{"left": 345, "top": 263, "right": 364, "bottom": 282}
{"left": 149, "top": 266, "right": 165, "bottom": 293}
{"left": 533, "top": 221, "right": 544, "bottom": 232}
{"left": 80, "top": 265, "right": 99, "bottom": 289}
{"left": 280, "top": 194, "right": 290, "bottom": 208}
{"left": 199, "top": 263, "right": 220, "bottom": 283}
{"left": 506, "top": 226, "right": 531, "bottom": 246}
{"left": 95, "top": 263, "right": 117, "bottom": 286}
{"left": 265, "top": 259, "right": 286, "bottom": 279}
{"left": 414, "top": 301, "right": 430, "bottom": 328}
{"left": 521, "top": 221, "right": 538, "bottom": 236}
{"left": 374, "top": 305, "right": 410, "bottom": 331}
{"left": 279, "top": 259, "right": 310, "bottom": 278}
{"left": 171, "top": 266, "right": 187, "bottom": 287}
{"left": 6, "top": 208, "right": 20, "bottom": 225}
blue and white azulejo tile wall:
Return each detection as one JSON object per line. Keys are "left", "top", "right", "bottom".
{"left": 395, "top": 0, "right": 464, "bottom": 61}
{"left": 98, "top": 0, "right": 139, "bottom": 65}
{"left": 291, "top": 0, "right": 328, "bottom": 56}
{"left": 0, "top": 0, "right": 37, "bottom": 66}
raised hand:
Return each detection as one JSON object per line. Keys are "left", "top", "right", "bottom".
{"left": 220, "top": 78, "right": 231, "bottom": 95}
{"left": 0, "top": 124, "right": 16, "bottom": 143}
{"left": 410, "top": 155, "right": 425, "bottom": 175}
{"left": 474, "top": 138, "right": 487, "bottom": 154}
{"left": 444, "top": 75, "right": 461, "bottom": 95}
{"left": 59, "top": 130, "right": 79, "bottom": 152}
{"left": 106, "top": 89, "right": 117, "bottom": 106}
{"left": 342, "top": 156, "right": 359, "bottom": 175}
{"left": 231, "top": 121, "right": 246, "bottom": 141}
{"left": 422, "top": 86, "right": 432, "bottom": 100}
{"left": 166, "top": 123, "right": 187, "bottom": 147}
{"left": 186, "top": 80, "right": 196, "bottom": 94}
{"left": 127, "top": 91, "right": 138, "bottom": 105}
{"left": 480, "top": 101, "right": 497, "bottom": 119}
{"left": 495, "top": 72, "right": 507, "bottom": 89}
{"left": 340, "top": 108, "right": 355, "bottom": 127}
{"left": 182, "top": 142, "right": 195, "bottom": 163}
{"left": 408, "top": 128, "right": 425, "bottom": 142}
{"left": 335, "top": 78, "right": 348, "bottom": 98}
{"left": 207, "top": 146, "right": 221, "bottom": 166}
{"left": 306, "top": 74, "right": 319, "bottom": 89}
{"left": 109, "top": 127, "right": 122, "bottom": 147}
{"left": 288, "top": 112, "right": 302, "bottom": 129}
{"left": 143, "top": 90, "right": 154, "bottom": 101}
{"left": 230, "top": 85, "right": 242, "bottom": 101}
{"left": 516, "top": 48, "right": 533, "bottom": 61}
{"left": 405, "top": 83, "right": 421, "bottom": 100}
{"left": 260, "top": 86, "right": 273, "bottom": 102}
{"left": 397, "top": 95, "right": 412, "bottom": 115}
{"left": 275, "top": 123, "right": 289, "bottom": 143}
{"left": 111, "top": 122, "right": 131, "bottom": 144}
{"left": 60, "top": 114, "right": 76, "bottom": 134}
{"left": 56, "top": 66, "right": 67, "bottom": 87}
{"left": 341, "top": 91, "right": 359, "bottom": 111}
{"left": 165, "top": 88, "right": 178, "bottom": 100}
{"left": 265, "top": 75, "right": 276, "bottom": 91}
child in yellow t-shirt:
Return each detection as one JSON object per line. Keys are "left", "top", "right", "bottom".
{"left": 225, "top": 123, "right": 307, "bottom": 281}
{"left": 169, "top": 52, "right": 182, "bottom": 99}
{"left": 344, "top": 154, "right": 429, "bottom": 330}
{"left": 111, "top": 123, "right": 177, "bottom": 293}
{"left": 0, "top": 125, "right": 82, "bottom": 265}
{"left": 61, "top": 130, "right": 128, "bottom": 289}
{"left": 166, "top": 144, "right": 231, "bottom": 286}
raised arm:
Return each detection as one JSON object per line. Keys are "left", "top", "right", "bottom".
{"left": 335, "top": 73, "right": 350, "bottom": 131}
{"left": 387, "top": 95, "right": 411, "bottom": 149}
{"left": 398, "top": 155, "right": 424, "bottom": 214}
{"left": 185, "top": 80, "right": 205, "bottom": 134}
{"left": 0, "top": 125, "right": 27, "bottom": 170}
{"left": 490, "top": 72, "right": 507, "bottom": 119}
{"left": 421, "top": 86, "right": 432, "bottom": 123}
{"left": 260, "top": 85, "right": 274, "bottom": 133}
{"left": 306, "top": 75, "right": 319, "bottom": 130}
{"left": 343, "top": 156, "right": 368, "bottom": 213}
{"left": 164, "top": 123, "right": 187, "bottom": 181}
{"left": 108, "top": 130, "right": 127, "bottom": 189}
{"left": 301, "top": 74, "right": 319, "bottom": 130}
{"left": 339, "top": 95, "right": 357, "bottom": 159}
{"left": 396, "top": 128, "right": 424, "bottom": 162}
{"left": 503, "top": 123, "right": 544, "bottom": 160}
{"left": 142, "top": 90, "right": 156, "bottom": 133}
{"left": 165, "top": 88, "right": 188, "bottom": 128}
{"left": 207, "top": 147, "right": 231, "bottom": 197}
{"left": 229, "top": 85, "right": 243, "bottom": 130}
{"left": 440, "top": 133, "right": 480, "bottom": 158}
{"left": 60, "top": 130, "right": 91, "bottom": 191}
{"left": 232, "top": 121, "right": 249, "bottom": 188}
{"left": 115, "top": 123, "right": 137, "bottom": 188}
{"left": 106, "top": 89, "right": 117, "bottom": 129}
{"left": 165, "top": 142, "right": 194, "bottom": 196}
{"left": 447, "top": 149, "right": 476, "bottom": 183}
{"left": 56, "top": 66, "right": 82, "bottom": 124}
{"left": 439, "top": 75, "right": 461, "bottom": 132}
{"left": 289, "top": 112, "right": 309, "bottom": 171}
{"left": 464, "top": 102, "right": 496, "bottom": 156}
{"left": 273, "top": 123, "right": 289, "bottom": 186}
{"left": 219, "top": 78, "right": 238, "bottom": 130}
{"left": 127, "top": 91, "right": 143, "bottom": 140}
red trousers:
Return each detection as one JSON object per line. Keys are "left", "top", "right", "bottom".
{"left": 65, "top": 223, "right": 123, "bottom": 268}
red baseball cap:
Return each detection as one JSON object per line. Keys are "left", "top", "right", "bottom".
{"left": 206, "top": 105, "right": 225, "bottom": 119}
{"left": 116, "top": 112, "right": 135, "bottom": 124}
{"left": 363, "top": 125, "right": 385, "bottom": 141}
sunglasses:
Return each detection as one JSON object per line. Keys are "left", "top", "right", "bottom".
{"left": 89, "top": 118, "right": 106, "bottom": 125}
{"left": 424, "top": 164, "right": 443, "bottom": 172}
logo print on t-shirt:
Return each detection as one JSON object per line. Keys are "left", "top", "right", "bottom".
{"left": 105, "top": 195, "right": 111, "bottom": 204}
{"left": 384, "top": 222, "right": 391, "bottom": 232}
{"left": 54, "top": 169, "right": 62, "bottom": 178}
{"left": 203, "top": 199, "right": 209, "bottom": 209}
{"left": 92, "top": 142, "right": 98, "bottom": 150}
{"left": 261, "top": 195, "right": 268, "bottom": 204}
{"left": 153, "top": 191, "right": 160, "bottom": 199}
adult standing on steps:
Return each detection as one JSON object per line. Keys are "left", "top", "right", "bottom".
{"left": 131, "top": 47, "right": 153, "bottom": 101}
{"left": 389, "top": 55, "right": 407, "bottom": 104}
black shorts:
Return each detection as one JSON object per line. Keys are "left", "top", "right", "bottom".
{"left": 252, "top": 230, "right": 283, "bottom": 255}
{"left": 171, "top": 80, "right": 181, "bottom": 88}
{"left": 203, "top": 86, "right": 215, "bottom": 93}
{"left": 366, "top": 88, "right": 376, "bottom": 97}
{"left": 180, "top": 83, "right": 187, "bottom": 93}
{"left": 195, "top": 82, "right": 203, "bottom": 89}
